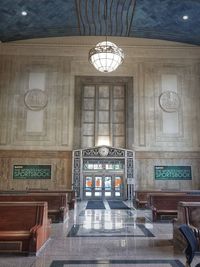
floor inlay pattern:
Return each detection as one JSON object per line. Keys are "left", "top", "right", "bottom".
{"left": 67, "top": 223, "right": 155, "bottom": 237}
{"left": 50, "top": 259, "right": 184, "bottom": 267}
{"left": 69, "top": 208, "right": 154, "bottom": 238}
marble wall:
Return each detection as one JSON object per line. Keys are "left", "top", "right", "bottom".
{"left": 0, "top": 150, "right": 72, "bottom": 190}
{"left": 0, "top": 37, "right": 199, "bottom": 190}
{"left": 135, "top": 152, "right": 200, "bottom": 190}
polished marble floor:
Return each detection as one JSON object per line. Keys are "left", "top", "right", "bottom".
{"left": 0, "top": 200, "right": 200, "bottom": 267}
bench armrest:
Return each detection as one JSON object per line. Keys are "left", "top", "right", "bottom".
{"left": 30, "top": 225, "right": 41, "bottom": 234}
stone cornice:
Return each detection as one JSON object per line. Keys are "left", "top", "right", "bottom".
{"left": 0, "top": 150, "right": 72, "bottom": 158}
{"left": 0, "top": 42, "right": 199, "bottom": 59}
{"left": 136, "top": 151, "right": 200, "bottom": 159}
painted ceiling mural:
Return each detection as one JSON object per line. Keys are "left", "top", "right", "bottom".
{"left": 0, "top": 0, "right": 199, "bottom": 45}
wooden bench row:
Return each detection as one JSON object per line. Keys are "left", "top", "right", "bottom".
{"left": 134, "top": 190, "right": 200, "bottom": 222}
{"left": 134, "top": 190, "right": 161, "bottom": 209}
{"left": 0, "top": 190, "right": 75, "bottom": 223}
{"left": 148, "top": 193, "right": 200, "bottom": 221}
{"left": 24, "top": 190, "right": 75, "bottom": 210}
{"left": 0, "top": 201, "right": 51, "bottom": 255}
{"left": 0, "top": 190, "right": 75, "bottom": 208}
{"left": 134, "top": 190, "right": 199, "bottom": 209}
{"left": 0, "top": 190, "right": 75, "bottom": 255}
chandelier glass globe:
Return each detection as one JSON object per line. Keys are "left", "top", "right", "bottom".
{"left": 89, "top": 41, "right": 124, "bottom": 73}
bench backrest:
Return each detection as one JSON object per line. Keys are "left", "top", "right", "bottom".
{"left": 177, "top": 201, "right": 200, "bottom": 228}
{"left": 0, "top": 190, "right": 74, "bottom": 198}
{"left": 0, "top": 202, "right": 47, "bottom": 231}
{"left": 28, "top": 190, "right": 75, "bottom": 203}
{"left": 135, "top": 190, "right": 161, "bottom": 201}
{"left": 0, "top": 193, "right": 68, "bottom": 210}
{"left": 26, "top": 193, "right": 67, "bottom": 209}
{"left": 135, "top": 190, "right": 190, "bottom": 203}
{"left": 135, "top": 191, "right": 200, "bottom": 201}
{"left": 149, "top": 194, "right": 200, "bottom": 210}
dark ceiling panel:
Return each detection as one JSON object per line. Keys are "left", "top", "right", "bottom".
{"left": 130, "top": 0, "right": 200, "bottom": 45}
{"left": 0, "top": 0, "right": 199, "bottom": 45}
{"left": 75, "top": 0, "right": 136, "bottom": 37}
{"left": 0, "top": 0, "right": 79, "bottom": 41}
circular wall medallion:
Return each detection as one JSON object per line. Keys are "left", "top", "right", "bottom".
{"left": 159, "top": 91, "right": 180, "bottom": 112}
{"left": 24, "top": 89, "right": 48, "bottom": 111}
{"left": 98, "top": 146, "right": 109, "bottom": 157}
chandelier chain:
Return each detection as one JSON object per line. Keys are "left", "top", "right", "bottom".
{"left": 88, "top": 0, "right": 124, "bottom": 73}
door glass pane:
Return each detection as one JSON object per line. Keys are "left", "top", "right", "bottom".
{"left": 95, "top": 177, "right": 102, "bottom": 190}
{"left": 105, "top": 192, "right": 111, "bottom": 196}
{"left": 95, "top": 192, "right": 102, "bottom": 196}
{"left": 86, "top": 192, "right": 92, "bottom": 196}
{"left": 85, "top": 176, "right": 92, "bottom": 191}
{"left": 105, "top": 176, "right": 111, "bottom": 191}
{"left": 115, "top": 176, "right": 121, "bottom": 190}
{"left": 115, "top": 192, "right": 120, "bottom": 196}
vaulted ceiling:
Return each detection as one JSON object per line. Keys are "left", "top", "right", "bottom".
{"left": 0, "top": 0, "right": 200, "bottom": 45}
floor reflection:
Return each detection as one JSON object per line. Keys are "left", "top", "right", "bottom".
{"left": 68, "top": 208, "right": 154, "bottom": 237}
{"left": 0, "top": 200, "right": 192, "bottom": 267}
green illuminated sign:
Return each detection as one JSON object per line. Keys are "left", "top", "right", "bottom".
{"left": 155, "top": 166, "right": 192, "bottom": 180}
{"left": 13, "top": 165, "right": 51, "bottom": 179}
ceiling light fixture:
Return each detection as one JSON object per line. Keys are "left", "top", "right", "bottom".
{"left": 21, "top": 11, "right": 27, "bottom": 16}
{"left": 182, "top": 15, "right": 189, "bottom": 20}
{"left": 88, "top": 0, "right": 124, "bottom": 73}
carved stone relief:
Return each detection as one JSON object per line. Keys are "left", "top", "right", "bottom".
{"left": 24, "top": 89, "right": 48, "bottom": 111}
{"left": 159, "top": 91, "right": 180, "bottom": 113}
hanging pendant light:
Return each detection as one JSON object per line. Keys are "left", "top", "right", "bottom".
{"left": 89, "top": 41, "right": 124, "bottom": 73}
{"left": 88, "top": 0, "right": 124, "bottom": 73}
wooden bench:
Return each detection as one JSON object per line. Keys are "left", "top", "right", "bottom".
{"left": 3, "top": 189, "right": 76, "bottom": 210}
{"left": 66, "top": 190, "right": 75, "bottom": 210}
{"left": 173, "top": 201, "right": 200, "bottom": 251}
{"left": 0, "top": 202, "right": 51, "bottom": 255}
{"left": 134, "top": 190, "right": 161, "bottom": 208}
{"left": 148, "top": 193, "right": 200, "bottom": 221}
{"left": 134, "top": 190, "right": 188, "bottom": 209}
{"left": 26, "top": 190, "right": 76, "bottom": 210}
{"left": 0, "top": 193, "right": 69, "bottom": 223}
